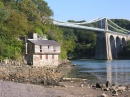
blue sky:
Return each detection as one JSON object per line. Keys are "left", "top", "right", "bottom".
{"left": 45, "top": 0, "right": 130, "bottom": 22}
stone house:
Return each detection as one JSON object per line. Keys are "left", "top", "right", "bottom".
{"left": 25, "top": 33, "right": 60, "bottom": 67}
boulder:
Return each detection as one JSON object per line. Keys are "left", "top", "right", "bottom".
{"left": 106, "top": 81, "right": 111, "bottom": 88}
{"left": 110, "top": 84, "right": 117, "bottom": 91}
{"left": 117, "top": 85, "right": 126, "bottom": 91}
{"left": 112, "top": 90, "right": 118, "bottom": 96}
{"left": 80, "top": 84, "right": 84, "bottom": 87}
{"left": 101, "top": 93, "right": 108, "bottom": 97}
{"left": 104, "top": 88, "right": 109, "bottom": 91}
{"left": 96, "top": 83, "right": 102, "bottom": 88}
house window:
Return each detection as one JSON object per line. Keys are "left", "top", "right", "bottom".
{"left": 54, "top": 46, "right": 56, "bottom": 52}
{"left": 40, "top": 54, "right": 42, "bottom": 60}
{"left": 46, "top": 54, "right": 48, "bottom": 60}
{"left": 40, "top": 45, "right": 42, "bottom": 52}
{"left": 52, "top": 54, "right": 54, "bottom": 59}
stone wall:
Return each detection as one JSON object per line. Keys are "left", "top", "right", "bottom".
{"left": 33, "top": 54, "right": 59, "bottom": 67}
{"left": 95, "top": 32, "right": 108, "bottom": 60}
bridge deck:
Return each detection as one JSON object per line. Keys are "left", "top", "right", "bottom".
{"left": 53, "top": 21, "right": 127, "bottom": 36}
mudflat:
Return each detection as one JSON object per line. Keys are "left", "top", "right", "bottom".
{"left": 1, "top": 80, "right": 130, "bottom": 97}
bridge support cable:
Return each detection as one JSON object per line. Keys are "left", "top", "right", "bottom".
{"left": 74, "top": 17, "right": 106, "bottom": 25}
{"left": 108, "top": 24, "right": 127, "bottom": 34}
{"left": 108, "top": 19, "right": 130, "bottom": 32}
{"left": 53, "top": 18, "right": 129, "bottom": 36}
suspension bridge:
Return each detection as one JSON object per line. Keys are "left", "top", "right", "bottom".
{"left": 53, "top": 18, "right": 130, "bottom": 60}
{"left": 53, "top": 17, "right": 130, "bottom": 35}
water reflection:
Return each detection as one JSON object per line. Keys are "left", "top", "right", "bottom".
{"left": 105, "top": 61, "right": 129, "bottom": 85}
{"left": 106, "top": 63, "right": 112, "bottom": 84}
{"left": 71, "top": 60, "right": 130, "bottom": 85}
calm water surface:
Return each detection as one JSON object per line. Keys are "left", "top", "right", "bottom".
{"left": 71, "top": 60, "right": 130, "bottom": 85}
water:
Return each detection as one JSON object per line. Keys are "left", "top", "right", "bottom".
{"left": 71, "top": 60, "right": 130, "bottom": 85}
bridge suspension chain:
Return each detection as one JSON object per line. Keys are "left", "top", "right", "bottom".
{"left": 108, "top": 24, "right": 127, "bottom": 33}
{"left": 108, "top": 19, "right": 130, "bottom": 32}
{"left": 74, "top": 17, "right": 106, "bottom": 25}
{"left": 53, "top": 18, "right": 130, "bottom": 34}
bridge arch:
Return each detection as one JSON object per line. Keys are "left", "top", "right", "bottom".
{"left": 116, "top": 37, "right": 121, "bottom": 57}
{"left": 122, "top": 38, "right": 126, "bottom": 46}
{"left": 110, "top": 35, "right": 116, "bottom": 59}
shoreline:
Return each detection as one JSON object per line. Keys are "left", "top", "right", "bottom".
{"left": 1, "top": 61, "right": 130, "bottom": 97}
{"left": 65, "top": 62, "right": 98, "bottom": 85}
{"left": 1, "top": 78, "right": 130, "bottom": 97}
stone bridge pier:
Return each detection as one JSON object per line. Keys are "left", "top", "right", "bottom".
{"left": 95, "top": 32, "right": 128, "bottom": 60}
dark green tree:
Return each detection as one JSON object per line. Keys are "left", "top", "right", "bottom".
{"left": 119, "top": 40, "right": 130, "bottom": 58}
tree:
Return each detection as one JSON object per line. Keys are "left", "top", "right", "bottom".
{"left": 119, "top": 40, "right": 130, "bottom": 57}
{"left": 0, "top": 0, "right": 56, "bottom": 60}
{"left": 111, "top": 19, "right": 130, "bottom": 30}
{"left": 0, "top": 1, "right": 10, "bottom": 22}
{"left": 73, "top": 31, "right": 96, "bottom": 59}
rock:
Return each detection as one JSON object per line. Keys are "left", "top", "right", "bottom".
{"left": 106, "top": 81, "right": 111, "bottom": 88}
{"left": 111, "top": 85, "right": 117, "bottom": 90}
{"left": 117, "top": 85, "right": 126, "bottom": 91}
{"left": 126, "top": 86, "right": 130, "bottom": 91}
{"left": 87, "top": 84, "right": 91, "bottom": 88}
{"left": 3, "top": 77, "right": 9, "bottom": 81}
{"left": 101, "top": 93, "right": 108, "bottom": 97}
{"left": 12, "top": 79, "right": 15, "bottom": 82}
{"left": 80, "top": 84, "right": 84, "bottom": 87}
{"left": 104, "top": 88, "right": 109, "bottom": 91}
{"left": 0, "top": 62, "right": 64, "bottom": 86}
{"left": 112, "top": 90, "right": 118, "bottom": 96}
{"left": 102, "top": 84, "right": 106, "bottom": 90}
{"left": 60, "top": 84, "right": 67, "bottom": 87}
{"left": 59, "top": 82, "right": 66, "bottom": 87}
{"left": 70, "top": 81, "right": 74, "bottom": 83}
{"left": 96, "top": 83, "right": 102, "bottom": 88}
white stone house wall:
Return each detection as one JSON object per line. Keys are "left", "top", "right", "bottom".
{"left": 34, "top": 45, "right": 60, "bottom": 54}
{"left": 33, "top": 54, "right": 59, "bottom": 67}
{"left": 27, "top": 42, "right": 60, "bottom": 66}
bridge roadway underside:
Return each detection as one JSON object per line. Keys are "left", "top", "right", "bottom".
{"left": 95, "top": 32, "right": 128, "bottom": 60}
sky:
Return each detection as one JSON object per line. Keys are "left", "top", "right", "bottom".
{"left": 45, "top": 0, "right": 130, "bottom": 22}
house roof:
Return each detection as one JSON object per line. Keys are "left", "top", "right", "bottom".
{"left": 28, "top": 39, "right": 60, "bottom": 46}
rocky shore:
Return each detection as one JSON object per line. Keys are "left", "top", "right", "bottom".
{"left": 1, "top": 60, "right": 130, "bottom": 97}
{"left": 0, "top": 60, "right": 74, "bottom": 85}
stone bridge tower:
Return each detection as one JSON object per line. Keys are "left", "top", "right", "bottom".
{"left": 95, "top": 18, "right": 128, "bottom": 60}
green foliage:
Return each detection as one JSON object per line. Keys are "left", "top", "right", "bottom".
{"left": 0, "top": 0, "right": 98, "bottom": 60}
{"left": 67, "top": 20, "right": 86, "bottom": 23}
{"left": 59, "top": 47, "right": 67, "bottom": 59}
{"left": 31, "top": 0, "right": 53, "bottom": 17}
{"left": 70, "top": 29, "right": 96, "bottom": 59}
{"left": 111, "top": 19, "right": 130, "bottom": 30}
{"left": 119, "top": 40, "right": 130, "bottom": 57}
{"left": 1, "top": 0, "right": 129, "bottom": 61}
{"left": 0, "top": 1, "right": 10, "bottom": 22}
{"left": 0, "top": 0, "right": 55, "bottom": 60}
{"left": 35, "top": 27, "right": 43, "bottom": 37}
{"left": 59, "top": 27, "right": 97, "bottom": 59}
{"left": 61, "top": 28, "right": 77, "bottom": 52}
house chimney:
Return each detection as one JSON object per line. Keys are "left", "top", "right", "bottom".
{"left": 42, "top": 35, "right": 47, "bottom": 40}
{"left": 33, "top": 33, "right": 38, "bottom": 39}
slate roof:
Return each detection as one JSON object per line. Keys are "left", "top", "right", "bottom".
{"left": 28, "top": 39, "right": 60, "bottom": 46}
